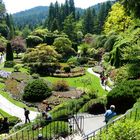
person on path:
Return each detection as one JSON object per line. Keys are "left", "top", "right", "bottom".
{"left": 24, "top": 108, "right": 30, "bottom": 123}
{"left": 104, "top": 105, "right": 116, "bottom": 124}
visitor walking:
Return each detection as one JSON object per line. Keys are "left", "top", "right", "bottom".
{"left": 104, "top": 105, "right": 116, "bottom": 124}
{"left": 24, "top": 108, "right": 30, "bottom": 123}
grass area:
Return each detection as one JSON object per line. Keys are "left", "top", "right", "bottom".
{"left": 0, "top": 109, "right": 12, "bottom": 118}
{"left": 43, "top": 70, "right": 107, "bottom": 96}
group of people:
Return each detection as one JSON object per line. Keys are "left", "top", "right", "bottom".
{"left": 42, "top": 104, "right": 52, "bottom": 121}
{"left": 24, "top": 104, "right": 52, "bottom": 124}
{"left": 0, "top": 117, "right": 9, "bottom": 134}
{"left": 100, "top": 73, "right": 107, "bottom": 86}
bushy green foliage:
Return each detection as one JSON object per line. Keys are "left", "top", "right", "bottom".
{"left": 107, "top": 80, "right": 140, "bottom": 113}
{"left": 23, "top": 44, "right": 60, "bottom": 75}
{"left": 53, "top": 80, "right": 69, "bottom": 91}
{"left": 13, "top": 64, "right": 21, "bottom": 72}
{"left": 0, "top": 35, "right": 7, "bottom": 48}
{"left": 23, "top": 79, "right": 52, "bottom": 102}
{"left": 114, "top": 65, "right": 129, "bottom": 84}
{"left": 104, "top": 2, "right": 133, "bottom": 34}
{"left": 104, "top": 34, "right": 117, "bottom": 52}
{"left": 67, "top": 56, "right": 79, "bottom": 66}
{"left": 0, "top": 24, "right": 9, "bottom": 38}
{"left": 79, "top": 97, "right": 106, "bottom": 114}
{"left": 26, "top": 35, "right": 43, "bottom": 48}
{"left": 53, "top": 37, "right": 76, "bottom": 61}
{"left": 95, "top": 120, "right": 140, "bottom": 140}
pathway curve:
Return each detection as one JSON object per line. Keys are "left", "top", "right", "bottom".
{"left": 87, "top": 68, "right": 112, "bottom": 91}
{"left": 0, "top": 94, "right": 39, "bottom": 122}
{"left": 0, "top": 55, "right": 39, "bottom": 122}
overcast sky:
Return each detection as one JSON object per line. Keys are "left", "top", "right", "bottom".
{"left": 3, "top": 0, "right": 109, "bottom": 14}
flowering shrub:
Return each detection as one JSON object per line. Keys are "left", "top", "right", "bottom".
{"left": 0, "top": 70, "right": 11, "bottom": 78}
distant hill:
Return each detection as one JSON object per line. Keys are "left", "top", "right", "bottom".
{"left": 13, "top": 6, "right": 49, "bottom": 29}
{"left": 12, "top": 1, "right": 115, "bottom": 29}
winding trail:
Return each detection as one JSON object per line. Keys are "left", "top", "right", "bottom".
{"left": 0, "top": 94, "right": 39, "bottom": 122}
{"left": 87, "top": 68, "right": 112, "bottom": 91}
{"left": 0, "top": 54, "right": 39, "bottom": 122}
{"left": 0, "top": 66, "right": 111, "bottom": 133}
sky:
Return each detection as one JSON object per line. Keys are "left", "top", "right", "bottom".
{"left": 3, "top": 0, "right": 109, "bottom": 14}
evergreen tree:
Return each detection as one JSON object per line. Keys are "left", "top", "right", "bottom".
{"left": 120, "top": 0, "right": 140, "bottom": 18}
{"left": 96, "top": 1, "right": 112, "bottom": 34}
{"left": 69, "top": 0, "right": 75, "bottom": 18}
{"left": 51, "top": 18, "right": 60, "bottom": 31}
{"left": 6, "top": 14, "right": 15, "bottom": 39}
{"left": 63, "top": 14, "right": 76, "bottom": 41}
{"left": 47, "top": 3, "right": 55, "bottom": 30}
{"left": 64, "top": 0, "right": 69, "bottom": 18}
{"left": 54, "top": 1, "right": 60, "bottom": 19}
{"left": 6, "top": 42, "right": 13, "bottom": 61}
{"left": 0, "top": 0, "right": 6, "bottom": 21}
{"left": 82, "top": 8, "right": 95, "bottom": 34}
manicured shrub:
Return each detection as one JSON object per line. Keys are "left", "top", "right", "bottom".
{"left": 23, "top": 79, "right": 52, "bottom": 102}
{"left": 6, "top": 42, "right": 13, "bottom": 61}
{"left": 26, "top": 35, "right": 43, "bottom": 48}
{"left": 107, "top": 80, "right": 140, "bottom": 113}
{"left": 79, "top": 97, "right": 107, "bottom": 114}
{"left": 53, "top": 80, "right": 69, "bottom": 91}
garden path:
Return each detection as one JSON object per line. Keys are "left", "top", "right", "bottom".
{"left": 0, "top": 94, "right": 39, "bottom": 122}
{"left": 87, "top": 68, "right": 112, "bottom": 91}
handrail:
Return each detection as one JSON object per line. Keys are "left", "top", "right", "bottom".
{"left": 73, "top": 115, "right": 84, "bottom": 136}
{"left": 83, "top": 109, "right": 133, "bottom": 139}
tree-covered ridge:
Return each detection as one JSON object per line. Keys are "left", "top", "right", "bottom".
{"left": 12, "top": 0, "right": 114, "bottom": 35}
{"left": 13, "top": 6, "right": 49, "bottom": 30}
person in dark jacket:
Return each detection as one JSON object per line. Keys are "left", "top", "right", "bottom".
{"left": 24, "top": 108, "right": 30, "bottom": 123}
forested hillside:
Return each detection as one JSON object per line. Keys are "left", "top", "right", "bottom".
{"left": 13, "top": 6, "right": 49, "bottom": 30}
{"left": 12, "top": 1, "right": 114, "bottom": 33}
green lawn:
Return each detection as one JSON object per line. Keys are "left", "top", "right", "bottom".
{"left": 0, "top": 109, "right": 12, "bottom": 118}
{"left": 43, "top": 71, "right": 107, "bottom": 96}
